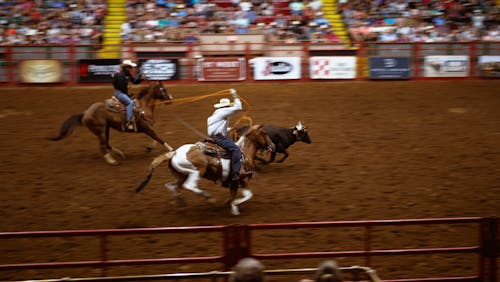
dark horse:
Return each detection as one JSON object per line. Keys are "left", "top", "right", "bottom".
{"left": 49, "top": 81, "right": 174, "bottom": 165}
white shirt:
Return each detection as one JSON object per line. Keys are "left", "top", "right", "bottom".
{"left": 207, "top": 98, "right": 242, "bottom": 136}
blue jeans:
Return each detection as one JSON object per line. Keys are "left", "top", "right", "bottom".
{"left": 114, "top": 90, "right": 134, "bottom": 122}
{"left": 213, "top": 134, "right": 241, "bottom": 179}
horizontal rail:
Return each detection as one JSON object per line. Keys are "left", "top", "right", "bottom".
{"left": 1, "top": 217, "right": 497, "bottom": 281}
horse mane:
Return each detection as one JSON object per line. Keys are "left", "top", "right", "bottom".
{"left": 135, "top": 83, "right": 154, "bottom": 99}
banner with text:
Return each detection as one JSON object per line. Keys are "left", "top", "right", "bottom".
{"left": 197, "top": 57, "right": 245, "bottom": 81}
{"left": 79, "top": 59, "right": 120, "bottom": 82}
{"left": 478, "top": 56, "right": 500, "bottom": 78}
{"left": 310, "top": 56, "right": 357, "bottom": 79}
{"left": 423, "top": 55, "right": 469, "bottom": 77}
{"left": 369, "top": 57, "right": 411, "bottom": 79}
{"left": 253, "top": 57, "right": 301, "bottom": 80}
{"left": 139, "top": 59, "right": 179, "bottom": 80}
{"left": 20, "top": 60, "right": 63, "bottom": 83}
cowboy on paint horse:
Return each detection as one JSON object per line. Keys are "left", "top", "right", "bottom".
{"left": 207, "top": 89, "right": 243, "bottom": 189}
{"left": 112, "top": 59, "right": 146, "bottom": 130}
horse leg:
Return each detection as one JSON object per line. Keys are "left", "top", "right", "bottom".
{"left": 92, "top": 125, "right": 119, "bottom": 166}
{"left": 105, "top": 124, "right": 125, "bottom": 159}
{"left": 230, "top": 188, "right": 253, "bottom": 216}
{"left": 165, "top": 180, "right": 186, "bottom": 207}
{"left": 181, "top": 170, "right": 216, "bottom": 203}
{"left": 142, "top": 123, "right": 174, "bottom": 152}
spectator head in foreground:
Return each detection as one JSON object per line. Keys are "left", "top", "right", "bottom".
{"left": 229, "top": 257, "right": 265, "bottom": 282}
{"left": 315, "top": 260, "right": 343, "bottom": 282}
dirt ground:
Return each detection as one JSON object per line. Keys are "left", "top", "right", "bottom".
{"left": 0, "top": 81, "right": 499, "bottom": 281}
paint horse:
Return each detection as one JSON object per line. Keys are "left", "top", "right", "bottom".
{"left": 135, "top": 124, "right": 275, "bottom": 215}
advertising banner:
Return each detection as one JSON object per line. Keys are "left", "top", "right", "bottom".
{"left": 197, "top": 57, "right": 245, "bottom": 81}
{"left": 423, "top": 55, "right": 469, "bottom": 77}
{"left": 19, "top": 60, "right": 63, "bottom": 83}
{"left": 139, "top": 59, "right": 179, "bottom": 80}
{"left": 369, "top": 57, "right": 411, "bottom": 79}
{"left": 310, "top": 56, "right": 357, "bottom": 79}
{"left": 478, "top": 56, "right": 500, "bottom": 78}
{"left": 79, "top": 59, "right": 120, "bottom": 82}
{"left": 253, "top": 57, "right": 301, "bottom": 80}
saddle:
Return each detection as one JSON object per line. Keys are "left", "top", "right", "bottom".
{"left": 196, "top": 138, "right": 232, "bottom": 159}
{"left": 104, "top": 97, "right": 143, "bottom": 131}
{"left": 104, "top": 97, "right": 124, "bottom": 113}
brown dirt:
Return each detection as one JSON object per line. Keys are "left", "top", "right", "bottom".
{"left": 1, "top": 81, "right": 499, "bottom": 281}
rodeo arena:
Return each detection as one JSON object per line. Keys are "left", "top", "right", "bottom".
{"left": 1, "top": 0, "right": 500, "bottom": 281}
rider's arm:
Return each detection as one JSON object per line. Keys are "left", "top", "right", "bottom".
{"left": 130, "top": 73, "right": 143, "bottom": 85}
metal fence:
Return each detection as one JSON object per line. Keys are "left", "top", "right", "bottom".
{"left": 1, "top": 217, "right": 498, "bottom": 281}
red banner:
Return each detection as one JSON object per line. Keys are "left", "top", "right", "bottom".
{"left": 197, "top": 57, "right": 245, "bottom": 81}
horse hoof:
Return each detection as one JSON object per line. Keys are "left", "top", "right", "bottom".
{"left": 230, "top": 204, "right": 240, "bottom": 216}
{"left": 104, "top": 153, "right": 119, "bottom": 165}
{"left": 110, "top": 148, "right": 126, "bottom": 159}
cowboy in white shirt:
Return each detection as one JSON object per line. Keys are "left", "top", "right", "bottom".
{"left": 207, "top": 89, "right": 242, "bottom": 188}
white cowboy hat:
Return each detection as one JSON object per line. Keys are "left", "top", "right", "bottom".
{"left": 214, "top": 98, "right": 233, "bottom": 108}
{"left": 121, "top": 59, "right": 137, "bottom": 67}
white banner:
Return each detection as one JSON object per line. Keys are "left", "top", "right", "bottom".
{"left": 423, "top": 55, "right": 469, "bottom": 77}
{"left": 310, "top": 56, "right": 357, "bottom": 79}
{"left": 252, "top": 57, "right": 301, "bottom": 80}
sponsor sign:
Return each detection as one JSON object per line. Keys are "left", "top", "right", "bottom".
{"left": 478, "top": 56, "right": 500, "bottom": 78}
{"left": 19, "top": 60, "right": 63, "bottom": 83}
{"left": 369, "top": 57, "right": 411, "bottom": 79}
{"left": 197, "top": 57, "right": 245, "bottom": 81}
{"left": 253, "top": 57, "right": 301, "bottom": 80}
{"left": 310, "top": 56, "right": 357, "bottom": 79}
{"left": 79, "top": 59, "right": 120, "bottom": 82}
{"left": 139, "top": 59, "right": 179, "bottom": 80}
{"left": 423, "top": 55, "right": 469, "bottom": 77}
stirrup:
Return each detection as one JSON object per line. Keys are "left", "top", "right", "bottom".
{"left": 126, "top": 121, "right": 135, "bottom": 130}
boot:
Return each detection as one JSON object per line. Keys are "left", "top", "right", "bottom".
{"left": 125, "top": 121, "right": 135, "bottom": 130}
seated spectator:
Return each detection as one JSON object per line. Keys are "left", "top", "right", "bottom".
{"left": 229, "top": 257, "right": 266, "bottom": 282}
{"left": 300, "top": 260, "right": 343, "bottom": 282}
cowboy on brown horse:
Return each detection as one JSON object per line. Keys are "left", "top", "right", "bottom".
{"left": 113, "top": 59, "right": 145, "bottom": 130}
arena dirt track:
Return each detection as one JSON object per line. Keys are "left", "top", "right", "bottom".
{"left": 1, "top": 81, "right": 499, "bottom": 281}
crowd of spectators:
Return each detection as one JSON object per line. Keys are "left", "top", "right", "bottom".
{"left": 0, "top": 0, "right": 105, "bottom": 45}
{"left": 121, "top": 0, "right": 342, "bottom": 44}
{"left": 0, "top": 0, "right": 499, "bottom": 45}
{"left": 342, "top": 0, "right": 499, "bottom": 42}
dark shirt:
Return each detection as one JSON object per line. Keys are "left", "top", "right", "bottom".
{"left": 112, "top": 69, "right": 143, "bottom": 95}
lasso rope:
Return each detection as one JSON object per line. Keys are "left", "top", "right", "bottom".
{"left": 160, "top": 88, "right": 254, "bottom": 137}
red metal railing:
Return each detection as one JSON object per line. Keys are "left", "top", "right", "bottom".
{"left": 0, "top": 217, "right": 498, "bottom": 281}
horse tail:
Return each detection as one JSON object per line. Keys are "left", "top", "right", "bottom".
{"left": 48, "top": 113, "right": 84, "bottom": 141}
{"left": 135, "top": 151, "right": 176, "bottom": 193}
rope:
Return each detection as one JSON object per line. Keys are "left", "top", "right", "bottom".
{"left": 159, "top": 88, "right": 254, "bottom": 138}
{"left": 155, "top": 89, "right": 234, "bottom": 106}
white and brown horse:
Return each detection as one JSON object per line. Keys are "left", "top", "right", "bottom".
{"left": 135, "top": 124, "right": 275, "bottom": 215}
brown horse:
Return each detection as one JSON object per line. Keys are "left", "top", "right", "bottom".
{"left": 49, "top": 81, "right": 174, "bottom": 165}
{"left": 135, "top": 124, "right": 275, "bottom": 215}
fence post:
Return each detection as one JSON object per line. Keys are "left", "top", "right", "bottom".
{"left": 223, "top": 225, "right": 250, "bottom": 271}
{"left": 481, "top": 217, "right": 498, "bottom": 282}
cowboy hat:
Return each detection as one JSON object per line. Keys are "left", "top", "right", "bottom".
{"left": 121, "top": 59, "right": 137, "bottom": 67}
{"left": 214, "top": 98, "right": 233, "bottom": 108}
